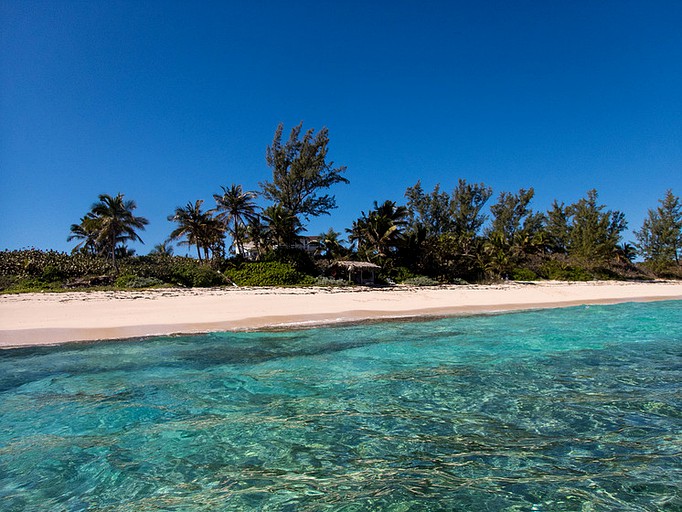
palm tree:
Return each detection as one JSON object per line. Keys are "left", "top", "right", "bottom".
{"left": 150, "top": 241, "right": 174, "bottom": 257}
{"left": 349, "top": 200, "right": 408, "bottom": 262}
{"left": 82, "top": 193, "right": 148, "bottom": 269}
{"left": 115, "top": 245, "right": 136, "bottom": 258}
{"left": 67, "top": 214, "right": 101, "bottom": 255}
{"left": 213, "top": 184, "right": 259, "bottom": 256}
{"left": 262, "top": 205, "right": 303, "bottom": 248}
{"left": 244, "top": 216, "right": 271, "bottom": 259}
{"left": 168, "top": 200, "right": 223, "bottom": 262}
{"left": 614, "top": 242, "right": 637, "bottom": 265}
{"left": 483, "top": 232, "right": 512, "bottom": 278}
{"left": 318, "top": 228, "right": 345, "bottom": 259}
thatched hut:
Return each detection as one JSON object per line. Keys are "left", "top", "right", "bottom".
{"left": 330, "top": 260, "right": 381, "bottom": 285}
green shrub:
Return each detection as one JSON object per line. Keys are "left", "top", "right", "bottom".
{"left": 387, "top": 266, "right": 416, "bottom": 282}
{"left": 0, "top": 275, "right": 18, "bottom": 291}
{"left": 118, "top": 255, "right": 174, "bottom": 282}
{"left": 448, "top": 278, "right": 469, "bottom": 285}
{"left": 639, "top": 261, "right": 682, "bottom": 279}
{"left": 170, "top": 261, "right": 227, "bottom": 287}
{"left": 41, "top": 265, "right": 65, "bottom": 283}
{"left": 401, "top": 275, "right": 439, "bottom": 286}
{"left": 511, "top": 268, "right": 538, "bottom": 281}
{"left": 193, "top": 266, "right": 227, "bottom": 287}
{"left": 115, "top": 275, "right": 164, "bottom": 289}
{"left": 591, "top": 267, "right": 621, "bottom": 280}
{"left": 0, "top": 249, "right": 113, "bottom": 278}
{"left": 312, "top": 276, "right": 351, "bottom": 287}
{"left": 0, "top": 250, "right": 232, "bottom": 289}
{"left": 120, "top": 257, "right": 225, "bottom": 288}
{"left": 225, "top": 261, "right": 311, "bottom": 286}
{"left": 262, "top": 248, "right": 318, "bottom": 275}
{"left": 2, "top": 277, "right": 63, "bottom": 293}
{"left": 538, "top": 260, "right": 593, "bottom": 281}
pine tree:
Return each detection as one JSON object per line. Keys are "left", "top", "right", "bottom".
{"left": 566, "top": 189, "right": 627, "bottom": 263}
{"left": 635, "top": 189, "right": 682, "bottom": 265}
{"left": 450, "top": 179, "right": 493, "bottom": 239}
{"left": 545, "top": 200, "right": 571, "bottom": 254}
{"left": 488, "top": 188, "right": 544, "bottom": 247}
{"left": 404, "top": 180, "right": 453, "bottom": 237}
{"left": 260, "top": 123, "right": 348, "bottom": 224}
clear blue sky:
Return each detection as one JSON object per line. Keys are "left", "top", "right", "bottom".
{"left": 1, "top": 0, "right": 681, "bottom": 254}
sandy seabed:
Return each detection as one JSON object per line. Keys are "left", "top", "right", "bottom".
{"left": 1, "top": 280, "right": 681, "bottom": 348}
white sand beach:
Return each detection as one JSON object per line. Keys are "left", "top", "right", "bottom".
{"left": 0, "top": 280, "right": 680, "bottom": 348}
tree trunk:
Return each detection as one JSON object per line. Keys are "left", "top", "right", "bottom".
{"left": 234, "top": 218, "right": 241, "bottom": 256}
{"left": 111, "top": 233, "right": 118, "bottom": 272}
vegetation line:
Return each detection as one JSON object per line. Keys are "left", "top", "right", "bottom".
{"left": 2, "top": 124, "right": 681, "bottom": 292}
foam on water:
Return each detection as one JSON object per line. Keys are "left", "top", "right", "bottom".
{"left": 1, "top": 301, "right": 681, "bottom": 510}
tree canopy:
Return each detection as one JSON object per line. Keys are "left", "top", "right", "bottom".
{"left": 487, "top": 188, "right": 544, "bottom": 245}
{"left": 261, "top": 123, "right": 348, "bottom": 223}
{"left": 349, "top": 200, "right": 409, "bottom": 263}
{"left": 405, "top": 181, "right": 454, "bottom": 237}
{"left": 635, "top": 189, "right": 682, "bottom": 266}
{"left": 68, "top": 193, "right": 148, "bottom": 269}
{"left": 213, "top": 184, "right": 259, "bottom": 256}
{"left": 567, "top": 189, "right": 627, "bottom": 263}
{"left": 61, "top": 125, "right": 680, "bottom": 285}
{"left": 168, "top": 200, "right": 223, "bottom": 262}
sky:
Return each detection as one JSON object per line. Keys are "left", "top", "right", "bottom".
{"left": 1, "top": 0, "right": 681, "bottom": 255}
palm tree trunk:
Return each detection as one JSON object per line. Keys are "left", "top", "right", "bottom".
{"left": 111, "top": 233, "right": 118, "bottom": 271}
{"left": 234, "top": 218, "right": 242, "bottom": 256}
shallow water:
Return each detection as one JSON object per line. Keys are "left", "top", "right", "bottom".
{"left": 1, "top": 301, "right": 681, "bottom": 511}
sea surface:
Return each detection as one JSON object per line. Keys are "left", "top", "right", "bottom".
{"left": 0, "top": 301, "right": 681, "bottom": 511}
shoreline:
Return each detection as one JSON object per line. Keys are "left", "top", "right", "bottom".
{"left": 1, "top": 281, "right": 681, "bottom": 349}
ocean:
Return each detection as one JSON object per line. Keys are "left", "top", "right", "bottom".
{"left": 1, "top": 301, "right": 680, "bottom": 511}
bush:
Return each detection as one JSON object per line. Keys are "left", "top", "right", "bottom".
{"left": 120, "top": 256, "right": 226, "bottom": 288}
{"left": 0, "top": 250, "right": 233, "bottom": 290}
{"left": 401, "top": 275, "right": 439, "bottom": 286}
{"left": 511, "top": 268, "right": 538, "bottom": 281}
{"left": 0, "top": 275, "right": 18, "bottom": 291}
{"left": 538, "top": 260, "right": 593, "bottom": 281}
{"left": 193, "top": 267, "right": 227, "bottom": 287}
{"left": 448, "top": 278, "right": 469, "bottom": 285}
{"left": 170, "top": 261, "right": 227, "bottom": 287}
{"left": 115, "top": 275, "right": 164, "bottom": 289}
{"left": 591, "top": 267, "right": 621, "bottom": 280}
{"left": 119, "top": 256, "right": 165, "bottom": 280}
{"left": 639, "top": 261, "right": 682, "bottom": 279}
{"left": 2, "top": 277, "right": 64, "bottom": 293}
{"left": 0, "top": 249, "right": 113, "bottom": 278}
{"left": 389, "top": 266, "right": 417, "bottom": 282}
{"left": 225, "top": 261, "right": 311, "bottom": 286}
{"left": 41, "top": 265, "right": 66, "bottom": 283}
{"left": 312, "top": 276, "right": 351, "bottom": 287}
{"left": 262, "top": 248, "right": 318, "bottom": 275}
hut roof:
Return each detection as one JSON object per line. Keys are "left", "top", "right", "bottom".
{"left": 332, "top": 260, "right": 381, "bottom": 270}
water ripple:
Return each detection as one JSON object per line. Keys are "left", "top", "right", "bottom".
{"left": 1, "top": 301, "right": 681, "bottom": 510}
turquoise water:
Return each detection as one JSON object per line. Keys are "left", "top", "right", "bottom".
{"left": 1, "top": 301, "right": 681, "bottom": 511}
